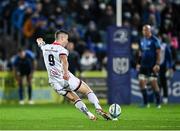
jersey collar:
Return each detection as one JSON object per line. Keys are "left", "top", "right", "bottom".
{"left": 52, "top": 41, "right": 61, "bottom": 45}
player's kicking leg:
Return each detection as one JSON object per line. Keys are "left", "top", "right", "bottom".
{"left": 64, "top": 91, "right": 97, "bottom": 120}
{"left": 51, "top": 82, "right": 96, "bottom": 121}
{"left": 75, "top": 81, "right": 111, "bottom": 120}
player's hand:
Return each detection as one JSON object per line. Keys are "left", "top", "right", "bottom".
{"left": 166, "top": 68, "right": 174, "bottom": 78}
{"left": 136, "top": 64, "right": 141, "bottom": 71}
{"left": 153, "top": 64, "right": 160, "bottom": 73}
{"left": 36, "top": 37, "right": 44, "bottom": 45}
{"left": 63, "top": 72, "right": 70, "bottom": 80}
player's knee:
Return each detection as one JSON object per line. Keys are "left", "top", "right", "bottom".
{"left": 80, "top": 82, "right": 93, "bottom": 93}
{"left": 65, "top": 91, "right": 80, "bottom": 102}
{"left": 151, "top": 81, "right": 159, "bottom": 88}
{"left": 138, "top": 74, "right": 146, "bottom": 81}
{"left": 150, "top": 77, "right": 157, "bottom": 81}
{"left": 27, "top": 81, "right": 32, "bottom": 86}
{"left": 139, "top": 80, "right": 145, "bottom": 86}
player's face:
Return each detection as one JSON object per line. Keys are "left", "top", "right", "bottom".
{"left": 19, "top": 51, "right": 25, "bottom": 58}
{"left": 142, "top": 26, "right": 151, "bottom": 38}
{"left": 63, "top": 34, "right": 69, "bottom": 45}
{"left": 58, "top": 34, "right": 69, "bottom": 46}
{"left": 67, "top": 42, "right": 74, "bottom": 51}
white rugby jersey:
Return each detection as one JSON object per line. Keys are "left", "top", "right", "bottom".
{"left": 39, "top": 42, "right": 69, "bottom": 83}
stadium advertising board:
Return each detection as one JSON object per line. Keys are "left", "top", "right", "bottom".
{"left": 0, "top": 71, "right": 63, "bottom": 103}
{"left": 0, "top": 70, "right": 179, "bottom": 103}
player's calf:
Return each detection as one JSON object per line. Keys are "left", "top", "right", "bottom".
{"left": 76, "top": 82, "right": 102, "bottom": 109}
{"left": 74, "top": 99, "right": 97, "bottom": 121}
{"left": 65, "top": 91, "right": 97, "bottom": 120}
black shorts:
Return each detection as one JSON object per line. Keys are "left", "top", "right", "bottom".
{"left": 139, "top": 66, "right": 158, "bottom": 78}
{"left": 18, "top": 70, "right": 32, "bottom": 77}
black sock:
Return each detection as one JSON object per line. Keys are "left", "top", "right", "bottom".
{"left": 141, "top": 88, "right": 148, "bottom": 105}
{"left": 154, "top": 91, "right": 161, "bottom": 105}
{"left": 19, "top": 84, "right": 23, "bottom": 100}
{"left": 28, "top": 85, "right": 32, "bottom": 100}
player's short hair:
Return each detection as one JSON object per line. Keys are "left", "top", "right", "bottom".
{"left": 55, "top": 29, "right": 69, "bottom": 40}
{"left": 143, "top": 24, "right": 152, "bottom": 32}
{"left": 17, "top": 47, "right": 24, "bottom": 52}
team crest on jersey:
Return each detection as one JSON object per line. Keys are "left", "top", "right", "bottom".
{"left": 113, "top": 57, "right": 129, "bottom": 74}
{"left": 113, "top": 29, "right": 128, "bottom": 44}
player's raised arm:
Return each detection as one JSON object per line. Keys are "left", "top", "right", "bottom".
{"left": 60, "top": 54, "right": 70, "bottom": 80}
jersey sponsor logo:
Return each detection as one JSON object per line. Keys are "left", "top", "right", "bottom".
{"left": 113, "top": 29, "right": 128, "bottom": 44}
{"left": 45, "top": 49, "right": 58, "bottom": 52}
{"left": 113, "top": 57, "right": 129, "bottom": 74}
{"left": 141, "top": 41, "right": 151, "bottom": 50}
{"left": 50, "top": 67, "right": 61, "bottom": 77}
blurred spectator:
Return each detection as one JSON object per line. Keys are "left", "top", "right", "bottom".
{"left": 0, "top": 0, "right": 180, "bottom": 71}
{"left": 123, "top": 0, "right": 138, "bottom": 22}
{"left": 0, "top": 44, "right": 7, "bottom": 70}
{"left": 84, "top": 21, "right": 102, "bottom": 45}
{"left": 36, "top": 52, "right": 46, "bottom": 70}
{"left": 23, "top": 7, "right": 34, "bottom": 39}
{"left": 98, "top": 5, "right": 115, "bottom": 30}
{"left": 80, "top": 50, "right": 97, "bottom": 70}
{"left": 69, "top": 24, "right": 82, "bottom": 43}
{"left": 159, "top": 34, "right": 173, "bottom": 104}
{"left": 76, "top": 0, "right": 97, "bottom": 25}
{"left": 11, "top": 0, "right": 27, "bottom": 31}
{"left": 66, "top": 41, "right": 81, "bottom": 75}
{"left": 160, "top": 4, "right": 173, "bottom": 34}
{"left": 41, "top": 0, "right": 57, "bottom": 18}
{"left": 75, "top": 40, "right": 87, "bottom": 57}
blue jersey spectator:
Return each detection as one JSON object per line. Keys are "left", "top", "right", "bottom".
{"left": 13, "top": 49, "right": 35, "bottom": 75}
{"left": 12, "top": 48, "right": 36, "bottom": 105}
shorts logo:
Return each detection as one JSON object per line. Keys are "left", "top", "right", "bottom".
{"left": 113, "top": 29, "right": 128, "bottom": 44}
{"left": 113, "top": 57, "right": 129, "bottom": 74}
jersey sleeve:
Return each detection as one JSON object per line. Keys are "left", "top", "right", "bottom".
{"left": 12, "top": 55, "right": 18, "bottom": 67}
{"left": 26, "top": 50, "right": 36, "bottom": 60}
{"left": 155, "top": 39, "right": 161, "bottom": 49}
{"left": 59, "top": 48, "right": 69, "bottom": 56}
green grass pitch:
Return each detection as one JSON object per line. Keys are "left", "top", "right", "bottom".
{"left": 0, "top": 103, "right": 180, "bottom": 130}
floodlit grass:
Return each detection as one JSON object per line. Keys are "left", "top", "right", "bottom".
{"left": 0, "top": 103, "right": 180, "bottom": 130}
